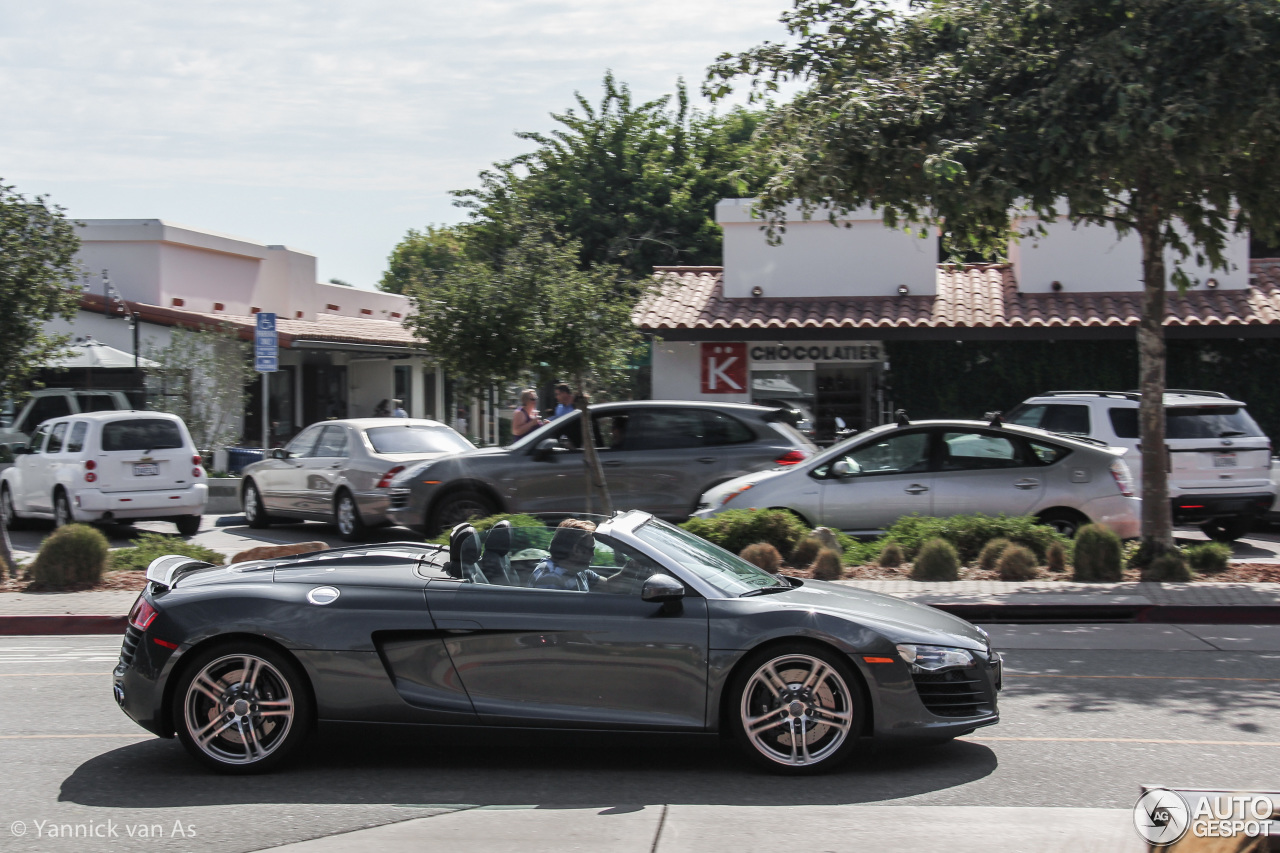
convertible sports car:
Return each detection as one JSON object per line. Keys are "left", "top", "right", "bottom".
{"left": 114, "top": 510, "right": 1001, "bottom": 774}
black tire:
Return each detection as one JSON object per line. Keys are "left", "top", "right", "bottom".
{"left": 175, "top": 515, "right": 201, "bottom": 536}
{"left": 429, "top": 489, "right": 495, "bottom": 535}
{"left": 1036, "top": 509, "right": 1087, "bottom": 539}
{"left": 1200, "top": 517, "right": 1252, "bottom": 543}
{"left": 53, "top": 490, "right": 73, "bottom": 528}
{"left": 726, "top": 641, "right": 865, "bottom": 775}
{"left": 172, "top": 640, "right": 312, "bottom": 774}
{"left": 242, "top": 481, "right": 272, "bottom": 529}
{"left": 1, "top": 486, "right": 24, "bottom": 530}
{"left": 333, "top": 490, "right": 367, "bottom": 542}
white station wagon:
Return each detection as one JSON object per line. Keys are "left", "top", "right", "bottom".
{"left": 1, "top": 411, "right": 208, "bottom": 534}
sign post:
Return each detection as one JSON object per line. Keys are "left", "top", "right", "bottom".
{"left": 254, "top": 313, "right": 278, "bottom": 451}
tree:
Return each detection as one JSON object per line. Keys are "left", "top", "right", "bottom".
{"left": 710, "top": 0, "right": 1280, "bottom": 553}
{"left": 379, "top": 224, "right": 469, "bottom": 294}
{"left": 143, "top": 326, "right": 254, "bottom": 454}
{"left": 0, "top": 182, "right": 82, "bottom": 579}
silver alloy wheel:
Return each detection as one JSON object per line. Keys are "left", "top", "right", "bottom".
{"left": 436, "top": 494, "right": 492, "bottom": 530}
{"left": 183, "top": 653, "right": 295, "bottom": 766}
{"left": 54, "top": 493, "right": 71, "bottom": 528}
{"left": 740, "top": 653, "right": 855, "bottom": 767}
{"left": 244, "top": 485, "right": 260, "bottom": 522}
{"left": 336, "top": 494, "right": 356, "bottom": 536}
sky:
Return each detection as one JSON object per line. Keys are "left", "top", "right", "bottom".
{"left": 0, "top": 0, "right": 793, "bottom": 289}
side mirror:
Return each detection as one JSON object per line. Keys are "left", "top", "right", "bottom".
{"left": 11, "top": 444, "right": 30, "bottom": 456}
{"left": 641, "top": 574, "right": 685, "bottom": 603}
{"left": 831, "top": 459, "right": 856, "bottom": 478}
{"left": 534, "top": 438, "right": 557, "bottom": 461}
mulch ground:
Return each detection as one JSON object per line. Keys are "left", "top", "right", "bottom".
{"left": 780, "top": 562, "right": 1280, "bottom": 583}
{"left": 1, "top": 569, "right": 148, "bottom": 594}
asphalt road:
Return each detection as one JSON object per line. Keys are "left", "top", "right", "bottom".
{"left": 1, "top": 626, "right": 1277, "bottom": 853}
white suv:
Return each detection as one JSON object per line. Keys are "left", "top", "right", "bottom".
{"left": 1, "top": 411, "right": 208, "bottom": 534}
{"left": 1006, "top": 391, "right": 1275, "bottom": 541}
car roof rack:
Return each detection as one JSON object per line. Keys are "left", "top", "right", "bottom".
{"left": 1145, "top": 389, "right": 1231, "bottom": 399}
{"left": 1052, "top": 432, "right": 1111, "bottom": 448}
{"left": 1040, "top": 390, "right": 1141, "bottom": 400}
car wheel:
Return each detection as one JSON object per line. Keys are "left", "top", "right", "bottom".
{"left": 243, "top": 481, "right": 272, "bottom": 529}
{"left": 334, "top": 491, "right": 366, "bottom": 542}
{"left": 1, "top": 486, "right": 22, "bottom": 530}
{"left": 1036, "top": 509, "right": 1087, "bottom": 539}
{"left": 53, "top": 491, "right": 73, "bottom": 528}
{"left": 727, "top": 643, "right": 864, "bottom": 774}
{"left": 1200, "top": 517, "right": 1253, "bottom": 543}
{"left": 173, "top": 641, "right": 312, "bottom": 774}
{"left": 430, "top": 489, "right": 495, "bottom": 534}
{"left": 175, "top": 515, "right": 201, "bottom": 536}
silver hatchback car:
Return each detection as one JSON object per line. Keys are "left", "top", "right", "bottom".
{"left": 240, "top": 418, "right": 474, "bottom": 540}
{"left": 695, "top": 418, "right": 1141, "bottom": 539}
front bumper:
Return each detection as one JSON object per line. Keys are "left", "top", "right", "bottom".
{"left": 1082, "top": 494, "right": 1143, "bottom": 540}
{"left": 862, "top": 648, "right": 1001, "bottom": 743}
{"left": 76, "top": 484, "right": 208, "bottom": 521}
{"left": 1171, "top": 492, "right": 1275, "bottom": 524}
{"left": 386, "top": 487, "right": 428, "bottom": 531}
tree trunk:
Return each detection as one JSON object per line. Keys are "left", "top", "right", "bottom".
{"left": 576, "top": 393, "right": 613, "bottom": 516}
{"left": 0, "top": 515, "right": 15, "bottom": 581}
{"left": 1137, "top": 212, "right": 1175, "bottom": 554}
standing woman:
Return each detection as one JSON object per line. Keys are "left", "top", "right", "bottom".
{"left": 512, "top": 389, "right": 545, "bottom": 438}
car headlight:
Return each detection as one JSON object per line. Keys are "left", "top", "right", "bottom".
{"left": 720, "top": 483, "right": 754, "bottom": 507}
{"left": 896, "top": 644, "right": 973, "bottom": 672}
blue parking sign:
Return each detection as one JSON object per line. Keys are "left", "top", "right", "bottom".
{"left": 255, "top": 312, "right": 278, "bottom": 373}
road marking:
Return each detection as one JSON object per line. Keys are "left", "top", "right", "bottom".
{"left": 973, "top": 736, "right": 1280, "bottom": 747}
{"left": 0, "top": 734, "right": 149, "bottom": 740}
{"left": 1007, "top": 673, "right": 1280, "bottom": 682}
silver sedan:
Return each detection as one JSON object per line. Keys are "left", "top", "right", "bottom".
{"left": 240, "top": 418, "right": 474, "bottom": 540}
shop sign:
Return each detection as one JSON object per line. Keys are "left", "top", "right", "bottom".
{"left": 749, "top": 342, "right": 882, "bottom": 363}
{"left": 701, "top": 342, "right": 747, "bottom": 393}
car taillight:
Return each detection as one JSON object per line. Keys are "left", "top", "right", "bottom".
{"left": 85, "top": 472, "right": 97, "bottom": 482}
{"left": 1110, "top": 459, "right": 1135, "bottom": 497}
{"left": 85, "top": 460, "right": 96, "bottom": 470}
{"left": 376, "top": 466, "right": 406, "bottom": 489}
{"left": 775, "top": 449, "right": 807, "bottom": 466}
{"left": 192, "top": 467, "right": 202, "bottom": 477}
{"left": 128, "top": 597, "right": 158, "bottom": 631}
{"left": 191, "top": 455, "right": 202, "bottom": 465}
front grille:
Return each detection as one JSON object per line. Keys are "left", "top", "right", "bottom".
{"left": 119, "top": 625, "right": 142, "bottom": 665}
{"left": 912, "top": 667, "right": 989, "bottom": 717}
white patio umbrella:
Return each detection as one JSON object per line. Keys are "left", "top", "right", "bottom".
{"left": 50, "top": 340, "right": 159, "bottom": 369}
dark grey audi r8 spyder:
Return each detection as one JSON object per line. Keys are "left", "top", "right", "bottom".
{"left": 114, "top": 510, "right": 1001, "bottom": 774}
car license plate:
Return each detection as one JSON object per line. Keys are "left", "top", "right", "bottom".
{"left": 133, "top": 463, "right": 159, "bottom": 476}
{"left": 1213, "top": 453, "right": 1237, "bottom": 468}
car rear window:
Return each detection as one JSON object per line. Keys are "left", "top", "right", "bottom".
{"left": 101, "top": 419, "right": 185, "bottom": 452}
{"left": 366, "top": 425, "right": 473, "bottom": 455}
{"left": 1109, "top": 406, "right": 1264, "bottom": 440}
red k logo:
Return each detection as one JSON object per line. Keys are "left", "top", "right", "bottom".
{"left": 701, "top": 343, "right": 747, "bottom": 394}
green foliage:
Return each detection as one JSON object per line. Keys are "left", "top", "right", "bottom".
{"left": 910, "top": 538, "right": 959, "bottom": 581}
{"left": 29, "top": 524, "right": 108, "bottom": 588}
{"left": 0, "top": 182, "right": 82, "bottom": 400}
{"left": 1185, "top": 541, "right": 1232, "bottom": 574}
{"left": 1142, "top": 552, "right": 1193, "bottom": 582}
{"left": 878, "top": 541, "right": 905, "bottom": 568}
{"left": 739, "top": 542, "right": 782, "bottom": 574}
{"left": 1073, "top": 524, "right": 1124, "bottom": 582}
{"left": 379, "top": 224, "right": 469, "bottom": 295}
{"left": 977, "top": 538, "right": 1012, "bottom": 572}
{"left": 680, "top": 509, "right": 809, "bottom": 558}
{"left": 143, "top": 325, "right": 254, "bottom": 452}
{"left": 996, "top": 544, "right": 1040, "bottom": 581}
{"left": 107, "top": 533, "right": 226, "bottom": 573}
{"left": 1046, "top": 541, "right": 1069, "bottom": 574}
{"left": 884, "top": 513, "right": 1066, "bottom": 563}
{"left": 789, "top": 535, "right": 822, "bottom": 569}
{"left": 810, "top": 548, "right": 843, "bottom": 581}
{"left": 427, "top": 513, "right": 544, "bottom": 546}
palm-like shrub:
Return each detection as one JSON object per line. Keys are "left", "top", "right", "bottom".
{"left": 910, "top": 538, "right": 959, "bottom": 581}
{"left": 740, "top": 543, "right": 782, "bottom": 574}
{"left": 977, "top": 538, "right": 1012, "bottom": 571}
{"left": 996, "top": 544, "right": 1039, "bottom": 581}
{"left": 1142, "top": 552, "right": 1192, "bottom": 582}
{"left": 1072, "top": 524, "right": 1123, "bottom": 582}
{"left": 1185, "top": 542, "right": 1231, "bottom": 574}
{"left": 30, "top": 524, "right": 109, "bottom": 589}
{"left": 878, "top": 541, "right": 905, "bottom": 568}
{"left": 1046, "top": 541, "right": 1068, "bottom": 573}
{"left": 810, "top": 548, "right": 843, "bottom": 580}
{"left": 789, "top": 535, "right": 823, "bottom": 569}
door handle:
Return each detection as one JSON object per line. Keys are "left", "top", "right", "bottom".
{"left": 697, "top": 457, "right": 717, "bottom": 464}
{"left": 1013, "top": 479, "right": 1040, "bottom": 489}
{"left": 602, "top": 460, "right": 622, "bottom": 468}
{"left": 904, "top": 484, "right": 929, "bottom": 494}
{"left": 329, "top": 463, "right": 342, "bottom": 468}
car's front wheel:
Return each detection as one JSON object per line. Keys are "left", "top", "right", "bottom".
{"left": 1, "top": 486, "right": 21, "bottom": 529}
{"left": 243, "top": 481, "right": 272, "bottom": 529}
{"left": 429, "top": 489, "right": 495, "bottom": 535}
{"left": 334, "top": 491, "right": 366, "bottom": 542}
{"left": 173, "top": 641, "right": 312, "bottom": 774}
{"left": 53, "top": 490, "right": 73, "bottom": 528}
{"left": 727, "top": 643, "right": 864, "bottom": 774}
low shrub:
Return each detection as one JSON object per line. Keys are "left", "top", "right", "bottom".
{"left": 1072, "top": 524, "right": 1123, "bottom": 582}
{"left": 910, "top": 538, "right": 959, "bottom": 581}
{"left": 29, "top": 524, "right": 109, "bottom": 588}
{"left": 1184, "top": 542, "right": 1231, "bottom": 574}
{"left": 977, "top": 538, "right": 1012, "bottom": 572}
{"left": 789, "top": 536, "right": 823, "bottom": 569}
{"left": 810, "top": 548, "right": 844, "bottom": 581}
{"left": 108, "top": 533, "right": 226, "bottom": 572}
{"left": 996, "top": 544, "right": 1040, "bottom": 581}
{"left": 428, "top": 512, "right": 545, "bottom": 546}
{"left": 878, "top": 541, "right": 905, "bottom": 568}
{"left": 1046, "top": 541, "right": 1068, "bottom": 573}
{"left": 885, "top": 513, "right": 1067, "bottom": 563}
{"left": 840, "top": 536, "right": 884, "bottom": 566}
{"left": 681, "top": 509, "right": 808, "bottom": 557}
{"left": 1142, "top": 552, "right": 1193, "bottom": 582}
{"left": 740, "top": 543, "right": 782, "bottom": 574}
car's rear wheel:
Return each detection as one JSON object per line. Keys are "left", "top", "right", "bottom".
{"left": 1036, "top": 509, "right": 1087, "bottom": 539}
{"left": 1, "top": 486, "right": 22, "bottom": 529}
{"left": 430, "top": 489, "right": 495, "bottom": 534}
{"left": 53, "top": 490, "right": 73, "bottom": 528}
{"left": 728, "top": 643, "right": 864, "bottom": 774}
{"left": 334, "top": 491, "right": 366, "bottom": 542}
{"left": 243, "top": 481, "right": 272, "bottom": 529}
{"left": 175, "top": 515, "right": 201, "bottom": 536}
{"left": 1200, "top": 517, "right": 1253, "bottom": 543}
{"left": 173, "top": 641, "right": 312, "bottom": 774}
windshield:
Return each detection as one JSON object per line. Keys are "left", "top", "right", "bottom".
{"left": 634, "top": 518, "right": 788, "bottom": 595}
{"left": 365, "top": 425, "right": 473, "bottom": 455}
{"left": 102, "top": 419, "right": 184, "bottom": 452}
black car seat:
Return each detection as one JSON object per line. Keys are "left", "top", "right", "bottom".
{"left": 479, "top": 520, "right": 521, "bottom": 586}
{"left": 445, "top": 523, "right": 489, "bottom": 584}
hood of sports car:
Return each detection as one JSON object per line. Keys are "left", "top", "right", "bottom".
{"left": 761, "top": 580, "right": 989, "bottom": 650}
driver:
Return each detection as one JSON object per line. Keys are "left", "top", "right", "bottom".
{"left": 530, "top": 519, "right": 608, "bottom": 592}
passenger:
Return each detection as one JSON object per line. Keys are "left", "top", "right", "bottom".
{"left": 530, "top": 519, "right": 605, "bottom": 591}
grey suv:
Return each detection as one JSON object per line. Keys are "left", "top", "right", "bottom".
{"left": 387, "top": 401, "right": 815, "bottom": 534}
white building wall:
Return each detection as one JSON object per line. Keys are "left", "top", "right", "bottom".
{"left": 347, "top": 358, "right": 395, "bottom": 419}
{"left": 46, "top": 311, "right": 176, "bottom": 354}
{"left": 652, "top": 342, "right": 751, "bottom": 403}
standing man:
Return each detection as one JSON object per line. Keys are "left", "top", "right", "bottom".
{"left": 391, "top": 398, "right": 408, "bottom": 418}
{"left": 550, "top": 384, "right": 576, "bottom": 420}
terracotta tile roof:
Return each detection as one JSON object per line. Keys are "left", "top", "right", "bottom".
{"left": 634, "top": 260, "right": 1280, "bottom": 334}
